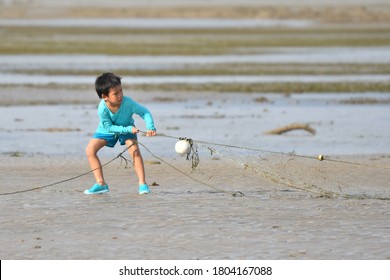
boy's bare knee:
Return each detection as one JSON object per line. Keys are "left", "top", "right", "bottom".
{"left": 85, "top": 146, "right": 93, "bottom": 157}
{"left": 86, "top": 145, "right": 98, "bottom": 158}
{"left": 86, "top": 139, "right": 106, "bottom": 158}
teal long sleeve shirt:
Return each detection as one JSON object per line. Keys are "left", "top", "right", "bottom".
{"left": 96, "top": 96, "right": 155, "bottom": 135}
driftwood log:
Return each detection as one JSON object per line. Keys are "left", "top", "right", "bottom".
{"left": 264, "top": 123, "right": 316, "bottom": 135}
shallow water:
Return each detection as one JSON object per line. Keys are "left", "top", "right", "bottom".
{"left": 1, "top": 92, "right": 389, "bottom": 157}
{"left": 2, "top": 73, "right": 390, "bottom": 85}
{"left": 2, "top": 47, "right": 390, "bottom": 71}
{"left": 1, "top": 46, "right": 390, "bottom": 85}
{"left": 0, "top": 18, "right": 315, "bottom": 29}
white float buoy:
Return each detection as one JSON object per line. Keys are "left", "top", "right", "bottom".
{"left": 175, "top": 140, "right": 191, "bottom": 155}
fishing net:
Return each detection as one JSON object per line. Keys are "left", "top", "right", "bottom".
{"left": 160, "top": 139, "right": 390, "bottom": 200}
{"left": 2, "top": 134, "right": 388, "bottom": 199}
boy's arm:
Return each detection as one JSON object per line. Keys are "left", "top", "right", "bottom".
{"left": 131, "top": 101, "right": 156, "bottom": 131}
{"left": 99, "top": 108, "right": 135, "bottom": 134}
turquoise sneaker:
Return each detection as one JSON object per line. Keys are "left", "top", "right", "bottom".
{"left": 84, "top": 183, "right": 109, "bottom": 195}
{"left": 139, "top": 184, "right": 150, "bottom": 195}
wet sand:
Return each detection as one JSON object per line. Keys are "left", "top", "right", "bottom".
{"left": 1, "top": 89, "right": 390, "bottom": 260}
{"left": 1, "top": 154, "right": 390, "bottom": 260}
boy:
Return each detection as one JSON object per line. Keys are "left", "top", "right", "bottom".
{"left": 84, "top": 73, "right": 156, "bottom": 195}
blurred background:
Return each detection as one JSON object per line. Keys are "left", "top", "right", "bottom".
{"left": 0, "top": 0, "right": 389, "bottom": 156}
{"left": 1, "top": 0, "right": 390, "bottom": 90}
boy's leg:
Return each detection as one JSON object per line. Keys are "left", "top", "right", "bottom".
{"left": 86, "top": 138, "right": 108, "bottom": 185}
{"left": 125, "top": 139, "right": 146, "bottom": 186}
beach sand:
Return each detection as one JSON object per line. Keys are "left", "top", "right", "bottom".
{"left": 1, "top": 154, "right": 390, "bottom": 260}
{"left": 1, "top": 153, "right": 390, "bottom": 260}
{"left": 1, "top": 88, "right": 390, "bottom": 260}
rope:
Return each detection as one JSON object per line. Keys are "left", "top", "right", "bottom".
{"left": 0, "top": 139, "right": 243, "bottom": 197}
{"left": 151, "top": 131, "right": 390, "bottom": 170}
{"left": 1, "top": 130, "right": 388, "bottom": 197}
{"left": 0, "top": 145, "right": 132, "bottom": 196}
{"left": 137, "top": 141, "right": 244, "bottom": 197}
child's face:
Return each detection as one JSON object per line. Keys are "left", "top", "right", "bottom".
{"left": 103, "top": 85, "right": 123, "bottom": 106}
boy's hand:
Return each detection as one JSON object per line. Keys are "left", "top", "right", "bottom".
{"left": 127, "top": 126, "right": 139, "bottom": 134}
{"left": 146, "top": 130, "right": 157, "bottom": 137}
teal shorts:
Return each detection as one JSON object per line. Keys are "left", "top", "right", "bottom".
{"left": 93, "top": 132, "right": 137, "bottom": 148}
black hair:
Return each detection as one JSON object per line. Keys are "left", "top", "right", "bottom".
{"left": 95, "top": 72, "right": 122, "bottom": 98}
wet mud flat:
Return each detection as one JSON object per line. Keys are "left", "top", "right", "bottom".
{"left": 1, "top": 90, "right": 390, "bottom": 259}
{"left": 0, "top": 153, "right": 390, "bottom": 260}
